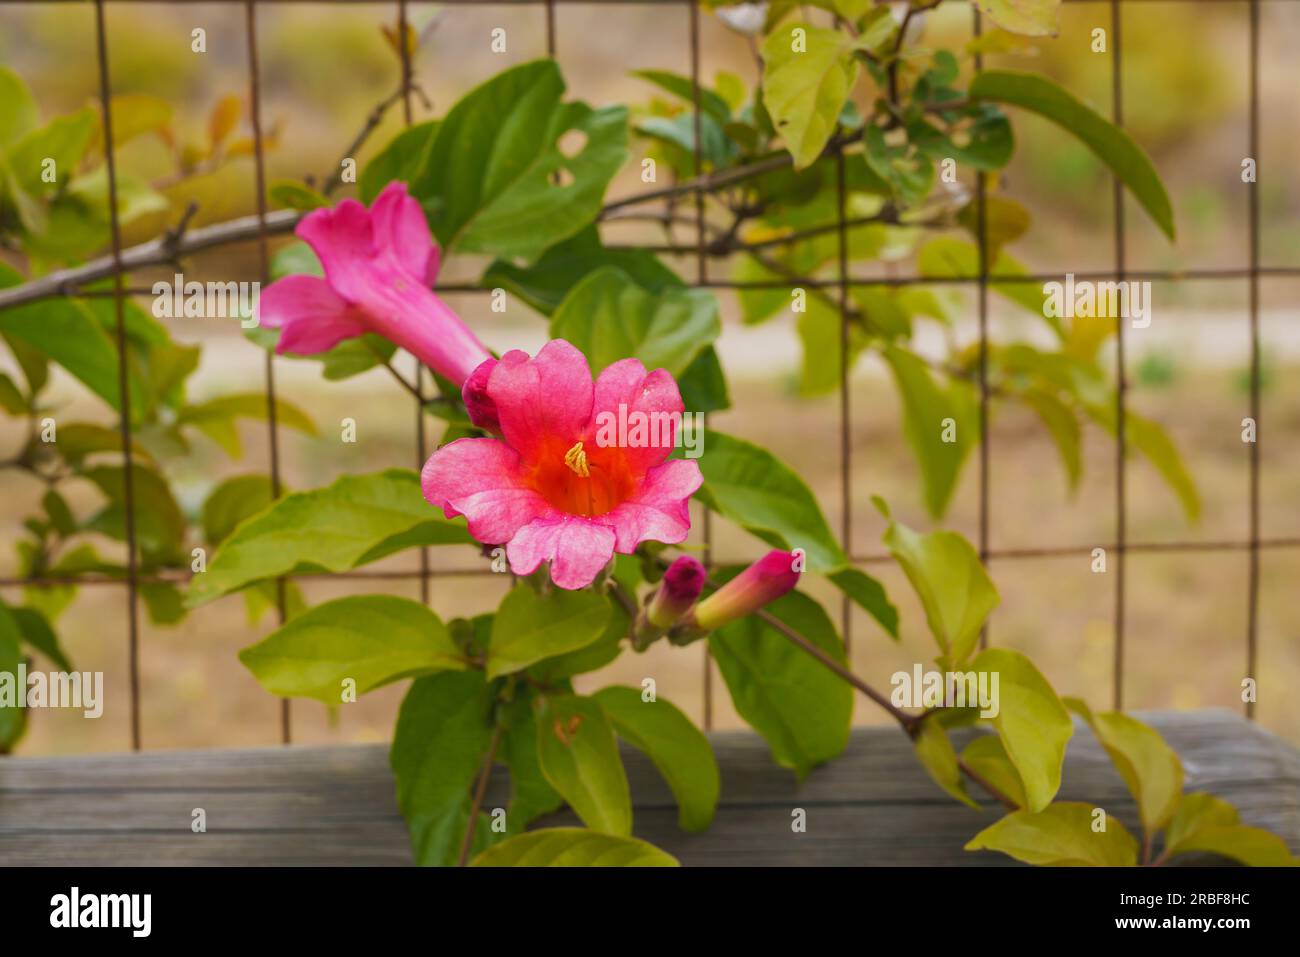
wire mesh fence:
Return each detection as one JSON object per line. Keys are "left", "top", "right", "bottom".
{"left": 0, "top": 0, "right": 1291, "bottom": 750}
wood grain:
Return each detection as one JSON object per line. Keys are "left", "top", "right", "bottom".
{"left": 1, "top": 710, "right": 1295, "bottom": 866}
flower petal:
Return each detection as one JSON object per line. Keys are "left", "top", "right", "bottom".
{"left": 462, "top": 358, "right": 501, "bottom": 435}
{"left": 295, "top": 198, "right": 377, "bottom": 303}
{"left": 257, "top": 274, "right": 368, "bottom": 355}
{"left": 370, "top": 181, "right": 440, "bottom": 285}
{"left": 506, "top": 516, "right": 617, "bottom": 590}
{"left": 602, "top": 458, "right": 702, "bottom": 552}
{"left": 487, "top": 339, "right": 594, "bottom": 463}
{"left": 589, "top": 359, "right": 685, "bottom": 473}
{"left": 421, "top": 437, "right": 554, "bottom": 543}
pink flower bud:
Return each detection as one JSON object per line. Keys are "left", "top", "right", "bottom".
{"left": 462, "top": 358, "right": 501, "bottom": 435}
{"left": 646, "top": 555, "right": 706, "bottom": 628}
{"left": 690, "top": 550, "right": 800, "bottom": 631}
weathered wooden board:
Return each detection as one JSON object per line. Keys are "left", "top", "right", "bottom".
{"left": 0, "top": 710, "right": 1295, "bottom": 866}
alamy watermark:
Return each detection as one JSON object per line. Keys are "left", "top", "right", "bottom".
{"left": 594, "top": 403, "right": 704, "bottom": 458}
{"left": 0, "top": 666, "right": 103, "bottom": 718}
{"left": 152, "top": 273, "right": 260, "bottom": 328}
{"left": 890, "top": 664, "right": 1000, "bottom": 718}
{"left": 1043, "top": 272, "right": 1152, "bottom": 329}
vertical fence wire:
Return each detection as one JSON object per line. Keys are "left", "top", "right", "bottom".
{"left": 836, "top": 150, "right": 852, "bottom": 659}
{"left": 688, "top": 0, "right": 713, "bottom": 729}
{"left": 972, "top": 8, "right": 991, "bottom": 650}
{"left": 1109, "top": 0, "right": 1128, "bottom": 711}
{"left": 92, "top": 0, "right": 143, "bottom": 751}
{"left": 1245, "top": 0, "right": 1261, "bottom": 720}
{"left": 243, "top": 0, "right": 291, "bottom": 742}
{"left": 397, "top": 1, "right": 431, "bottom": 608}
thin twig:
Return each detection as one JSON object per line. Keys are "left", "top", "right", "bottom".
{"left": 457, "top": 722, "right": 504, "bottom": 867}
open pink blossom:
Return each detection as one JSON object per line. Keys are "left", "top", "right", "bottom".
{"left": 421, "top": 340, "right": 703, "bottom": 590}
{"left": 257, "top": 181, "right": 491, "bottom": 387}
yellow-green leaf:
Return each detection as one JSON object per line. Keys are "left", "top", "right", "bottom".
{"left": 966, "top": 802, "right": 1139, "bottom": 865}
{"left": 914, "top": 718, "right": 978, "bottom": 809}
{"left": 970, "top": 71, "right": 1175, "bottom": 240}
{"left": 1162, "top": 793, "right": 1297, "bottom": 866}
{"left": 961, "top": 733, "right": 1028, "bottom": 809}
{"left": 536, "top": 694, "right": 632, "bottom": 836}
{"left": 761, "top": 24, "right": 857, "bottom": 169}
{"left": 881, "top": 511, "right": 998, "bottom": 667}
{"left": 472, "top": 829, "right": 678, "bottom": 867}
{"left": 972, "top": 0, "right": 1061, "bottom": 38}
{"left": 1066, "top": 698, "right": 1183, "bottom": 833}
{"left": 971, "top": 648, "right": 1071, "bottom": 812}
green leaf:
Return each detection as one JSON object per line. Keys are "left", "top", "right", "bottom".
{"left": 916, "top": 237, "right": 1045, "bottom": 319}
{"left": 1162, "top": 793, "right": 1297, "bottom": 866}
{"left": 412, "top": 60, "right": 628, "bottom": 261}
{"left": 826, "top": 566, "right": 898, "bottom": 639}
{"left": 8, "top": 605, "right": 72, "bottom": 672}
{"left": 970, "top": 71, "right": 1175, "bottom": 240}
{"left": 41, "top": 489, "right": 75, "bottom": 537}
{"left": 202, "top": 474, "right": 276, "bottom": 547}
{"left": 961, "top": 734, "right": 1028, "bottom": 809}
{"left": 0, "top": 605, "right": 27, "bottom": 750}
{"left": 536, "top": 693, "right": 632, "bottom": 835}
{"left": 0, "top": 371, "right": 28, "bottom": 413}
{"left": 482, "top": 224, "right": 682, "bottom": 317}
{"left": 593, "top": 686, "right": 720, "bottom": 831}
{"left": 487, "top": 585, "right": 613, "bottom": 680}
{"left": 44, "top": 422, "right": 149, "bottom": 468}
{"left": 881, "top": 343, "right": 977, "bottom": 518}
{"left": 140, "top": 582, "right": 186, "bottom": 625}
{"left": 0, "top": 266, "right": 139, "bottom": 413}
{"left": 391, "top": 671, "right": 496, "bottom": 866}
{"left": 268, "top": 179, "right": 329, "bottom": 211}
{"left": 7, "top": 107, "right": 97, "bottom": 196}
{"left": 1020, "top": 387, "right": 1081, "bottom": 490}
{"left": 972, "top": 0, "right": 1060, "bottom": 38}
{"left": 0, "top": 67, "right": 39, "bottom": 148}
{"left": 500, "top": 688, "right": 564, "bottom": 829}
{"left": 710, "top": 583, "right": 852, "bottom": 778}
{"left": 550, "top": 266, "right": 720, "bottom": 379}
{"left": 188, "top": 469, "right": 473, "bottom": 606}
{"left": 472, "top": 828, "right": 678, "bottom": 867}
{"left": 528, "top": 601, "right": 628, "bottom": 682}
{"left": 1084, "top": 402, "right": 1200, "bottom": 521}
{"left": 761, "top": 24, "right": 857, "bottom": 168}
{"left": 239, "top": 595, "right": 463, "bottom": 704}
{"left": 360, "top": 121, "right": 439, "bottom": 204}
{"left": 914, "top": 717, "right": 978, "bottom": 809}
{"left": 694, "top": 430, "right": 846, "bottom": 573}
{"left": 83, "top": 463, "right": 186, "bottom": 559}
{"left": 67, "top": 167, "right": 168, "bottom": 226}
{"left": 631, "top": 69, "right": 731, "bottom": 122}
{"left": 1065, "top": 698, "right": 1183, "bottom": 833}
{"left": 970, "top": 648, "right": 1072, "bottom": 812}
{"left": 178, "top": 393, "right": 317, "bottom": 458}
{"left": 795, "top": 296, "right": 867, "bottom": 396}
{"left": 677, "top": 346, "right": 731, "bottom": 414}
{"left": 880, "top": 511, "right": 998, "bottom": 667}
{"left": 966, "top": 802, "right": 1139, "bottom": 865}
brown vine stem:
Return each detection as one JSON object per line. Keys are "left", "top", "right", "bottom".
{"left": 0, "top": 130, "right": 864, "bottom": 312}
{"left": 649, "top": 557, "right": 1018, "bottom": 810}
{"left": 456, "top": 721, "right": 505, "bottom": 867}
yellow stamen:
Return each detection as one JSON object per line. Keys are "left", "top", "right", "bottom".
{"left": 563, "top": 441, "right": 590, "bottom": 478}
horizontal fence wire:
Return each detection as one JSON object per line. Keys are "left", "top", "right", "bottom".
{"left": 1, "top": 0, "right": 1284, "bottom": 749}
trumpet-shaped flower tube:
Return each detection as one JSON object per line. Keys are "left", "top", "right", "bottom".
{"left": 257, "top": 181, "right": 491, "bottom": 387}
{"left": 421, "top": 339, "right": 703, "bottom": 590}
{"left": 688, "top": 550, "right": 801, "bottom": 632}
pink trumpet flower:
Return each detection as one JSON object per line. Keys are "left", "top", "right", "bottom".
{"left": 688, "top": 550, "right": 801, "bottom": 631}
{"left": 257, "top": 181, "right": 492, "bottom": 387}
{"left": 421, "top": 339, "right": 703, "bottom": 590}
